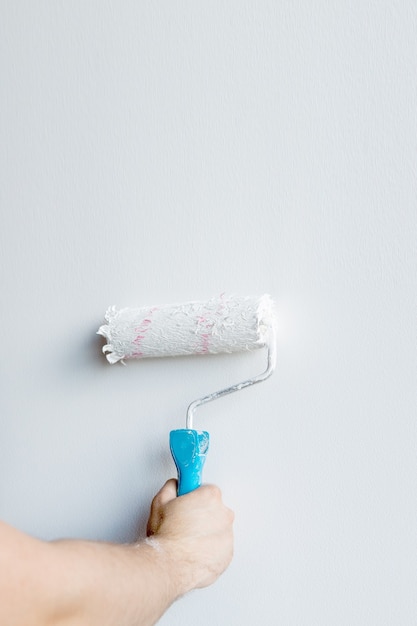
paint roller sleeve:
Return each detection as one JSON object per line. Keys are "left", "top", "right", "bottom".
{"left": 97, "top": 294, "right": 275, "bottom": 363}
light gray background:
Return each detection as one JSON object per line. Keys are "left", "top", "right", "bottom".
{"left": 1, "top": 2, "right": 416, "bottom": 624}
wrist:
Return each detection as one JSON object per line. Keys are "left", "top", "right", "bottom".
{"left": 139, "top": 537, "right": 195, "bottom": 598}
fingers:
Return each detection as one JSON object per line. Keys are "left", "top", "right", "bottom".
{"left": 182, "top": 485, "right": 234, "bottom": 518}
{"left": 145, "top": 479, "right": 234, "bottom": 592}
{"left": 147, "top": 480, "right": 234, "bottom": 537}
{"left": 195, "top": 485, "right": 235, "bottom": 527}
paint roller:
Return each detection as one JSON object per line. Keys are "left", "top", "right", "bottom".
{"left": 97, "top": 294, "right": 277, "bottom": 495}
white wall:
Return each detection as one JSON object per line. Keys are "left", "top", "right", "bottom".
{"left": 1, "top": 2, "right": 416, "bottom": 624}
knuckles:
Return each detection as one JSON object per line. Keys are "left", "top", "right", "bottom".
{"left": 200, "top": 483, "right": 222, "bottom": 500}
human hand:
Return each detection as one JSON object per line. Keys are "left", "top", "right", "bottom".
{"left": 146, "top": 479, "right": 234, "bottom": 594}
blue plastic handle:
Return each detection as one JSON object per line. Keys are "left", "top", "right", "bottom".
{"left": 169, "top": 429, "right": 210, "bottom": 496}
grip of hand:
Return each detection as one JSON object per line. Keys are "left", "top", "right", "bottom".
{"left": 169, "top": 429, "right": 210, "bottom": 496}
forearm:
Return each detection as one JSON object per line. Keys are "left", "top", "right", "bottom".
{"left": 0, "top": 482, "right": 233, "bottom": 625}
{"left": 47, "top": 538, "right": 182, "bottom": 626}
{"left": 0, "top": 522, "right": 182, "bottom": 626}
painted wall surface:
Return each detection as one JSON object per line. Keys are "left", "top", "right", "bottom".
{"left": 1, "top": 2, "right": 416, "bottom": 624}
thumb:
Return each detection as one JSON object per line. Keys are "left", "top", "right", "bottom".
{"left": 155, "top": 479, "right": 178, "bottom": 506}
{"left": 147, "top": 479, "right": 177, "bottom": 536}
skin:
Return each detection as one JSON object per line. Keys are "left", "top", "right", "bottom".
{"left": 0, "top": 479, "right": 234, "bottom": 626}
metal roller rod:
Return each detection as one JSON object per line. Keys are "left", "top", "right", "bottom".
{"left": 186, "top": 326, "right": 277, "bottom": 429}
